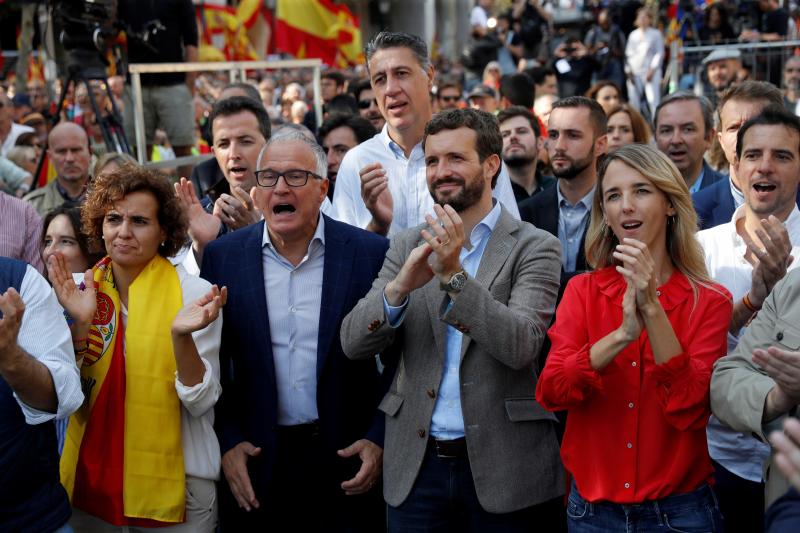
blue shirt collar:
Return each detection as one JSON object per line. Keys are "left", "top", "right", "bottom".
{"left": 379, "top": 123, "right": 424, "bottom": 161}
{"left": 467, "top": 200, "right": 502, "bottom": 248}
{"left": 556, "top": 182, "right": 595, "bottom": 209}
{"left": 263, "top": 213, "right": 326, "bottom": 249}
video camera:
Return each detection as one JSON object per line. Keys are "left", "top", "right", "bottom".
{"left": 52, "top": 0, "right": 118, "bottom": 75}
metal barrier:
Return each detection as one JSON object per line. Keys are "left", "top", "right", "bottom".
{"left": 667, "top": 40, "right": 800, "bottom": 96}
{"left": 127, "top": 58, "right": 324, "bottom": 166}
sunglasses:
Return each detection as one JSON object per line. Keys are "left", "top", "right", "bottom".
{"left": 358, "top": 98, "right": 376, "bottom": 110}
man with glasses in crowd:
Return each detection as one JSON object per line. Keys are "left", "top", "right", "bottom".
{"left": 201, "top": 130, "right": 389, "bottom": 531}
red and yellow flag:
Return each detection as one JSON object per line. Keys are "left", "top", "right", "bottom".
{"left": 275, "top": 0, "right": 362, "bottom": 67}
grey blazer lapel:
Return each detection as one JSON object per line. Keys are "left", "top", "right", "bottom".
{"left": 460, "top": 209, "right": 518, "bottom": 360}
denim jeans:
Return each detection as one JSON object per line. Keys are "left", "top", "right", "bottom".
{"left": 388, "top": 441, "right": 564, "bottom": 533}
{"left": 567, "top": 481, "right": 722, "bottom": 533}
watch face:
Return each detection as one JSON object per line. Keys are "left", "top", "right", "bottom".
{"left": 449, "top": 272, "right": 467, "bottom": 290}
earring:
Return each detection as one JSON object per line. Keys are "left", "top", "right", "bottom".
{"left": 161, "top": 240, "right": 166, "bottom": 247}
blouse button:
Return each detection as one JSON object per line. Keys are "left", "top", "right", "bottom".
{"left": 627, "top": 442, "right": 633, "bottom": 449}
{"left": 656, "top": 290, "right": 661, "bottom": 296}
{"left": 628, "top": 402, "right": 634, "bottom": 409}
{"left": 624, "top": 482, "right": 631, "bottom": 489}
{"left": 631, "top": 362, "right": 637, "bottom": 367}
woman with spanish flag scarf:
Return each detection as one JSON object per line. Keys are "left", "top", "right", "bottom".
{"left": 48, "top": 165, "right": 226, "bottom": 531}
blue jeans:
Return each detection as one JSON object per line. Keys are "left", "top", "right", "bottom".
{"left": 388, "top": 440, "right": 564, "bottom": 532}
{"left": 567, "top": 481, "right": 722, "bottom": 533}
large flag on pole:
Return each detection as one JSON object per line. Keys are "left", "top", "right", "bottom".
{"left": 274, "top": 0, "right": 362, "bottom": 67}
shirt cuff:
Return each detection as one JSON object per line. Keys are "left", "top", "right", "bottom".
{"left": 562, "top": 343, "right": 603, "bottom": 390}
{"left": 175, "top": 358, "right": 218, "bottom": 402}
{"left": 16, "top": 356, "right": 83, "bottom": 425}
{"left": 383, "top": 293, "right": 409, "bottom": 328}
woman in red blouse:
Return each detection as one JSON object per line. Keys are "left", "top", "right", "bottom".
{"left": 536, "top": 144, "right": 732, "bottom": 532}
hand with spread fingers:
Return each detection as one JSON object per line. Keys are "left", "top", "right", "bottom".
{"left": 612, "top": 238, "right": 660, "bottom": 315}
{"left": 420, "top": 204, "right": 465, "bottom": 284}
{"left": 770, "top": 418, "right": 800, "bottom": 491}
{"left": 46, "top": 253, "right": 97, "bottom": 332}
{"left": 0, "top": 288, "right": 25, "bottom": 358}
{"left": 359, "top": 162, "right": 393, "bottom": 234}
{"left": 743, "top": 215, "right": 794, "bottom": 308}
{"left": 174, "top": 177, "right": 222, "bottom": 250}
{"left": 337, "top": 439, "right": 383, "bottom": 496}
{"left": 213, "top": 186, "right": 260, "bottom": 230}
{"left": 172, "top": 285, "right": 228, "bottom": 336}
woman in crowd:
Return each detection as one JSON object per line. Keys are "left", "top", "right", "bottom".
{"left": 606, "top": 103, "right": 651, "bottom": 151}
{"left": 536, "top": 144, "right": 732, "bottom": 531}
{"left": 42, "top": 205, "right": 103, "bottom": 452}
{"left": 48, "top": 166, "right": 225, "bottom": 531}
{"left": 586, "top": 80, "right": 622, "bottom": 115}
{"left": 625, "top": 7, "right": 663, "bottom": 119}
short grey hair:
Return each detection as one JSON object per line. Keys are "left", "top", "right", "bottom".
{"left": 654, "top": 91, "right": 715, "bottom": 136}
{"left": 364, "top": 31, "right": 430, "bottom": 72}
{"left": 257, "top": 129, "right": 327, "bottom": 179}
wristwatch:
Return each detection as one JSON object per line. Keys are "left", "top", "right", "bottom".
{"left": 440, "top": 270, "right": 467, "bottom": 293}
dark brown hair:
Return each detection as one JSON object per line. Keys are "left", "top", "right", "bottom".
{"left": 82, "top": 166, "right": 187, "bottom": 257}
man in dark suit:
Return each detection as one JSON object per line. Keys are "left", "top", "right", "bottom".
{"left": 654, "top": 92, "right": 724, "bottom": 194}
{"left": 519, "top": 96, "right": 607, "bottom": 282}
{"left": 342, "top": 109, "right": 565, "bottom": 531}
{"left": 201, "top": 131, "right": 388, "bottom": 531}
{"left": 692, "top": 81, "right": 790, "bottom": 230}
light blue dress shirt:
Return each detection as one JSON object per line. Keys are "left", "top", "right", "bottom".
{"left": 262, "top": 216, "right": 325, "bottom": 425}
{"left": 556, "top": 184, "right": 595, "bottom": 272}
{"left": 688, "top": 168, "right": 705, "bottom": 195}
{"left": 384, "top": 201, "right": 502, "bottom": 439}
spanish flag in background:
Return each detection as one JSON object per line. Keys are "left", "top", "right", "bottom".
{"left": 275, "top": 0, "right": 363, "bottom": 67}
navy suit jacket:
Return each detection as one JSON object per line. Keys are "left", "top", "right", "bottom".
{"left": 693, "top": 171, "right": 800, "bottom": 230}
{"left": 201, "top": 215, "right": 389, "bottom": 501}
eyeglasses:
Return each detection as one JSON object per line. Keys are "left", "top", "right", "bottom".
{"left": 439, "top": 95, "right": 460, "bottom": 103}
{"left": 255, "top": 168, "right": 324, "bottom": 188}
{"left": 358, "top": 98, "right": 376, "bottom": 110}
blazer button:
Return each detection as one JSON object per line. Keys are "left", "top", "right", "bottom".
{"left": 417, "top": 428, "right": 426, "bottom": 438}
{"left": 777, "top": 331, "right": 784, "bottom": 341}
{"left": 427, "top": 389, "right": 435, "bottom": 399}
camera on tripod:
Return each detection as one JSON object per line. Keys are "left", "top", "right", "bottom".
{"left": 53, "top": 0, "right": 118, "bottom": 77}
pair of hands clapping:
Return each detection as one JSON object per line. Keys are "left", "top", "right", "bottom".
{"left": 613, "top": 238, "right": 662, "bottom": 343}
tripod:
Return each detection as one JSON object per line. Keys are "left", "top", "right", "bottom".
{"left": 33, "top": 50, "right": 131, "bottom": 187}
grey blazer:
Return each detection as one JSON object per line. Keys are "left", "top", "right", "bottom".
{"left": 341, "top": 207, "right": 565, "bottom": 513}
{"left": 711, "top": 268, "right": 800, "bottom": 506}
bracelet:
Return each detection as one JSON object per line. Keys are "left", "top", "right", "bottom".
{"left": 742, "top": 293, "right": 761, "bottom": 313}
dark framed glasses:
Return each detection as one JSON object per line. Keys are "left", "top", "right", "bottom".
{"left": 255, "top": 168, "right": 324, "bottom": 188}
{"left": 358, "top": 98, "right": 376, "bottom": 110}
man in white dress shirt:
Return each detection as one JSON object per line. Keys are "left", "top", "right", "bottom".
{"left": 699, "top": 105, "right": 800, "bottom": 532}
{"left": 0, "top": 257, "right": 83, "bottom": 531}
{"left": 331, "top": 31, "right": 519, "bottom": 236}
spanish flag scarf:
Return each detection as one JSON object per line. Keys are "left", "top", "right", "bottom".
{"left": 60, "top": 255, "right": 186, "bottom": 525}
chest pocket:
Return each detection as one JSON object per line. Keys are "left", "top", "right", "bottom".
{"left": 774, "top": 319, "right": 800, "bottom": 350}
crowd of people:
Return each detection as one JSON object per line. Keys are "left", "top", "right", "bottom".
{"left": 4, "top": 0, "right": 800, "bottom": 532}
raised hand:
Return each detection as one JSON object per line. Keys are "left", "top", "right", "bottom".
{"left": 613, "top": 238, "right": 660, "bottom": 314}
{"left": 420, "top": 204, "right": 465, "bottom": 283}
{"left": 171, "top": 285, "right": 227, "bottom": 336}
{"left": 743, "top": 216, "right": 793, "bottom": 308}
{"left": 175, "top": 177, "right": 221, "bottom": 250}
{"left": 359, "top": 162, "right": 393, "bottom": 234}
{"left": 214, "top": 186, "right": 260, "bottom": 230}
{"left": 47, "top": 253, "right": 97, "bottom": 328}
{"left": 384, "top": 243, "right": 434, "bottom": 306}
{"left": 0, "top": 288, "right": 25, "bottom": 356}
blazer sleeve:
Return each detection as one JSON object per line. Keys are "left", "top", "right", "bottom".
{"left": 646, "top": 287, "right": 732, "bottom": 431}
{"left": 340, "top": 233, "right": 410, "bottom": 360}
{"left": 443, "top": 228, "right": 561, "bottom": 370}
{"left": 712, "top": 275, "right": 789, "bottom": 440}
{"left": 536, "top": 275, "right": 605, "bottom": 409}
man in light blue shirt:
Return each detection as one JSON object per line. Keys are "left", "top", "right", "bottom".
{"left": 654, "top": 91, "right": 724, "bottom": 195}
{"left": 342, "top": 108, "right": 565, "bottom": 531}
{"left": 331, "top": 31, "right": 519, "bottom": 237}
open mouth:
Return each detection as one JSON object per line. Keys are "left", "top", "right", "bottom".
{"left": 273, "top": 203, "right": 296, "bottom": 215}
{"left": 228, "top": 166, "right": 247, "bottom": 178}
{"left": 753, "top": 182, "right": 777, "bottom": 193}
{"left": 387, "top": 102, "right": 407, "bottom": 113}
{"left": 621, "top": 221, "right": 642, "bottom": 230}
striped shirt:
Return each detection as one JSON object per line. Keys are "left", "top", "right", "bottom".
{"left": 0, "top": 193, "right": 44, "bottom": 273}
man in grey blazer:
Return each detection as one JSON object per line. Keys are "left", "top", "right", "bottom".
{"left": 341, "top": 108, "right": 565, "bottom": 531}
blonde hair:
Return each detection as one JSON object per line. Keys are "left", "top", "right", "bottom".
{"left": 585, "top": 144, "right": 716, "bottom": 299}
